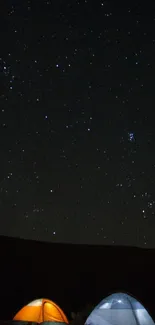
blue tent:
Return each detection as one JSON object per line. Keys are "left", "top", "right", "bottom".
{"left": 85, "top": 293, "right": 155, "bottom": 325}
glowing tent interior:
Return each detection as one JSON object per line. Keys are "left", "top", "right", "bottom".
{"left": 13, "top": 298, "right": 69, "bottom": 324}
{"left": 85, "top": 292, "right": 155, "bottom": 325}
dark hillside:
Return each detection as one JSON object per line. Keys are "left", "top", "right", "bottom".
{"left": 0, "top": 236, "right": 155, "bottom": 320}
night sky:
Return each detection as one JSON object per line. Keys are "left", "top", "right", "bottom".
{"left": 1, "top": 0, "right": 155, "bottom": 247}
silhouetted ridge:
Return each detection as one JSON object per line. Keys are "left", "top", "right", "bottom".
{"left": 0, "top": 235, "right": 155, "bottom": 321}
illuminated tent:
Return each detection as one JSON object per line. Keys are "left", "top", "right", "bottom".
{"left": 13, "top": 298, "right": 69, "bottom": 324}
{"left": 85, "top": 292, "right": 155, "bottom": 325}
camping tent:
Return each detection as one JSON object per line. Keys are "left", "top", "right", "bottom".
{"left": 85, "top": 292, "right": 155, "bottom": 325}
{"left": 13, "top": 298, "right": 68, "bottom": 324}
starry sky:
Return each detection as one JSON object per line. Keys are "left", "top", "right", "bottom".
{"left": 1, "top": 0, "right": 155, "bottom": 247}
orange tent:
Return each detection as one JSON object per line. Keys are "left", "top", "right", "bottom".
{"left": 13, "top": 298, "right": 69, "bottom": 324}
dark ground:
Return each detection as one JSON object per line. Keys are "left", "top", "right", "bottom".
{"left": 0, "top": 236, "right": 155, "bottom": 321}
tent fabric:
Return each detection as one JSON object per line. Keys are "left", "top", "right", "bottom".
{"left": 13, "top": 299, "right": 68, "bottom": 324}
{"left": 40, "top": 321, "right": 66, "bottom": 325}
{"left": 13, "top": 323, "right": 37, "bottom": 325}
{"left": 85, "top": 293, "right": 155, "bottom": 325}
